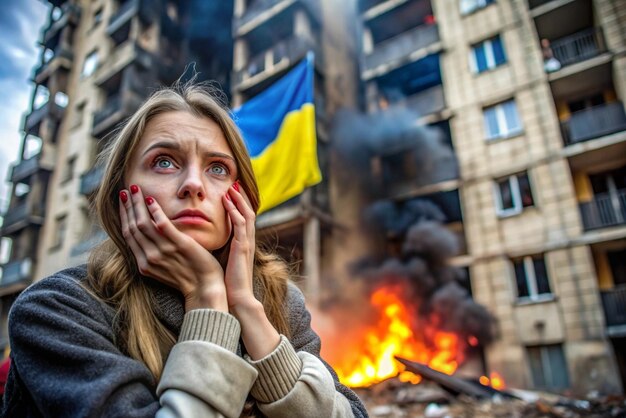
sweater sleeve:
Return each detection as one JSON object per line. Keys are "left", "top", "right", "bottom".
{"left": 247, "top": 283, "right": 369, "bottom": 418}
{"left": 3, "top": 272, "right": 257, "bottom": 418}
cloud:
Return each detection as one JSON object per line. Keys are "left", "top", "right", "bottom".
{"left": 0, "top": 0, "right": 48, "bottom": 211}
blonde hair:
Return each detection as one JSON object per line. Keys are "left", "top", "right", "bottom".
{"left": 87, "top": 84, "right": 290, "bottom": 381}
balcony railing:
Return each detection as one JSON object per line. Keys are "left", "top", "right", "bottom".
{"left": 234, "top": 0, "right": 321, "bottom": 34}
{"left": 10, "top": 153, "right": 53, "bottom": 183}
{"left": 579, "top": 189, "right": 626, "bottom": 230}
{"left": 233, "top": 35, "right": 319, "bottom": 88}
{"left": 403, "top": 84, "right": 445, "bottom": 117}
{"left": 92, "top": 91, "right": 144, "bottom": 137}
{"left": 1, "top": 202, "right": 45, "bottom": 235}
{"left": 107, "top": 0, "right": 156, "bottom": 42}
{"left": 42, "top": 3, "right": 81, "bottom": 50}
{"left": 34, "top": 44, "right": 74, "bottom": 83}
{"left": 0, "top": 258, "right": 33, "bottom": 289}
{"left": 561, "top": 102, "right": 626, "bottom": 145}
{"left": 601, "top": 285, "right": 626, "bottom": 328}
{"left": 528, "top": 0, "right": 553, "bottom": 8}
{"left": 24, "top": 101, "right": 65, "bottom": 136}
{"left": 364, "top": 24, "right": 439, "bottom": 74}
{"left": 550, "top": 28, "right": 607, "bottom": 69}
{"left": 79, "top": 166, "right": 105, "bottom": 196}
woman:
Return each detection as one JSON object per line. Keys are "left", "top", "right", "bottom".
{"left": 1, "top": 84, "right": 367, "bottom": 417}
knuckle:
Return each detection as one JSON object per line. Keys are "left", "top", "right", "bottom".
{"left": 136, "top": 219, "right": 150, "bottom": 233}
{"left": 145, "top": 251, "right": 161, "bottom": 265}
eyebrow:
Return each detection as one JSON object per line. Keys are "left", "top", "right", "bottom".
{"left": 142, "top": 141, "right": 236, "bottom": 162}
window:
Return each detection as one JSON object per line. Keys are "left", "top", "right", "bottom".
{"left": 495, "top": 172, "right": 534, "bottom": 216}
{"left": 527, "top": 345, "right": 570, "bottom": 390}
{"left": 460, "top": 0, "right": 495, "bottom": 14}
{"left": 52, "top": 215, "right": 68, "bottom": 249}
{"left": 73, "top": 101, "right": 86, "bottom": 128}
{"left": 513, "top": 255, "right": 551, "bottom": 300}
{"left": 62, "top": 156, "right": 77, "bottom": 183}
{"left": 484, "top": 99, "right": 522, "bottom": 140}
{"left": 93, "top": 8, "right": 103, "bottom": 26}
{"left": 82, "top": 50, "right": 99, "bottom": 78}
{"left": 471, "top": 35, "right": 506, "bottom": 73}
{"left": 54, "top": 91, "right": 69, "bottom": 108}
{"left": 33, "top": 86, "right": 50, "bottom": 110}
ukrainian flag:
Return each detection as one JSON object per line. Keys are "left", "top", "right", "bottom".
{"left": 234, "top": 53, "right": 321, "bottom": 214}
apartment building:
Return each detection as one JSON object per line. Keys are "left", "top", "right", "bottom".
{"left": 0, "top": 0, "right": 234, "bottom": 347}
{"left": 355, "top": 0, "right": 625, "bottom": 394}
{"left": 1, "top": 0, "right": 624, "bottom": 397}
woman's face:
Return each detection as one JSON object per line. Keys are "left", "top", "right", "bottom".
{"left": 125, "top": 110, "right": 238, "bottom": 251}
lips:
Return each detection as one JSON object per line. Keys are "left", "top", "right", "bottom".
{"left": 172, "top": 209, "right": 210, "bottom": 223}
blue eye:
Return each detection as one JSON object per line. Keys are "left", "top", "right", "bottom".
{"left": 155, "top": 158, "right": 173, "bottom": 169}
{"left": 210, "top": 164, "right": 227, "bottom": 175}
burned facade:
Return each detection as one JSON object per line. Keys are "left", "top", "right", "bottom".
{"left": 0, "top": 0, "right": 625, "bottom": 398}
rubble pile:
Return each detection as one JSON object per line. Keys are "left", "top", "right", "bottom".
{"left": 354, "top": 377, "right": 626, "bottom": 418}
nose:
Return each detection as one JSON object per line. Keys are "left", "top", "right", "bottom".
{"left": 177, "top": 165, "right": 205, "bottom": 200}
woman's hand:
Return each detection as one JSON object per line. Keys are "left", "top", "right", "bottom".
{"left": 119, "top": 185, "right": 228, "bottom": 312}
{"left": 221, "top": 182, "right": 257, "bottom": 310}
{"left": 222, "top": 183, "right": 280, "bottom": 359}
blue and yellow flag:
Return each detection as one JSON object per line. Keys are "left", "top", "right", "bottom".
{"left": 234, "top": 54, "right": 321, "bottom": 214}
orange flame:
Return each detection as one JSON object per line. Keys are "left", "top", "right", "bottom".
{"left": 479, "top": 372, "right": 506, "bottom": 390}
{"left": 327, "top": 285, "right": 465, "bottom": 387}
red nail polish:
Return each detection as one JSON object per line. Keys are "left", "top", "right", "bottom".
{"left": 225, "top": 193, "right": 232, "bottom": 202}
{"left": 130, "top": 184, "right": 139, "bottom": 194}
{"left": 145, "top": 196, "right": 154, "bottom": 206}
{"left": 120, "top": 191, "right": 128, "bottom": 203}
{"left": 233, "top": 181, "right": 240, "bottom": 192}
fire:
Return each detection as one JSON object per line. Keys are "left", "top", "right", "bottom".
{"left": 479, "top": 372, "right": 506, "bottom": 390}
{"left": 328, "top": 285, "right": 464, "bottom": 387}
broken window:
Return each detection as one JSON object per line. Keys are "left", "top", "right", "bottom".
{"left": 527, "top": 344, "right": 570, "bottom": 390}
{"left": 513, "top": 254, "right": 551, "bottom": 300}
{"left": 494, "top": 172, "right": 534, "bottom": 217}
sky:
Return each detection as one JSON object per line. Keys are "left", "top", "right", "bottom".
{"left": 0, "top": 0, "right": 49, "bottom": 211}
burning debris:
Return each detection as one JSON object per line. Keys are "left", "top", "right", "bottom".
{"left": 316, "top": 105, "right": 498, "bottom": 391}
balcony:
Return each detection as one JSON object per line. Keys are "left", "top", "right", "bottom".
{"left": 404, "top": 84, "right": 445, "bottom": 117}
{"left": 0, "top": 258, "right": 33, "bottom": 295}
{"left": 233, "top": 35, "right": 321, "bottom": 91}
{"left": 10, "top": 152, "right": 54, "bottom": 184}
{"left": 234, "top": 0, "right": 322, "bottom": 36}
{"left": 94, "top": 41, "right": 153, "bottom": 88}
{"left": 601, "top": 285, "right": 626, "bottom": 330}
{"left": 561, "top": 102, "right": 626, "bottom": 146}
{"left": 107, "top": 0, "right": 156, "bottom": 44}
{"left": 24, "top": 100, "right": 65, "bottom": 136}
{"left": 79, "top": 165, "right": 105, "bottom": 196}
{"left": 549, "top": 28, "right": 607, "bottom": 69}
{"left": 363, "top": 24, "right": 439, "bottom": 78}
{"left": 42, "top": 3, "right": 81, "bottom": 50}
{"left": 0, "top": 202, "right": 45, "bottom": 236}
{"left": 579, "top": 189, "right": 626, "bottom": 231}
{"left": 34, "top": 44, "right": 73, "bottom": 85}
{"left": 92, "top": 91, "right": 144, "bottom": 138}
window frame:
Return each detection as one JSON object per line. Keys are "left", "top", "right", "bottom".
{"left": 460, "top": 0, "right": 495, "bottom": 15}
{"left": 494, "top": 172, "right": 534, "bottom": 217}
{"left": 483, "top": 99, "right": 523, "bottom": 140}
{"left": 471, "top": 35, "right": 506, "bottom": 74}
{"left": 512, "top": 254, "right": 553, "bottom": 302}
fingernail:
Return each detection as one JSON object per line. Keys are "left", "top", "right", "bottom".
{"left": 225, "top": 193, "right": 232, "bottom": 202}
{"left": 120, "top": 191, "right": 128, "bottom": 203}
{"left": 130, "top": 184, "right": 139, "bottom": 194}
{"left": 145, "top": 196, "right": 154, "bottom": 206}
{"left": 233, "top": 181, "right": 240, "bottom": 192}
